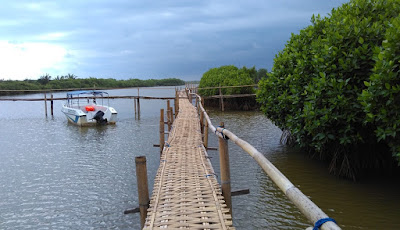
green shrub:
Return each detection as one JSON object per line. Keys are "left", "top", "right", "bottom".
{"left": 198, "top": 65, "right": 255, "bottom": 96}
{"left": 257, "top": 0, "right": 400, "bottom": 179}
{"left": 360, "top": 16, "right": 400, "bottom": 161}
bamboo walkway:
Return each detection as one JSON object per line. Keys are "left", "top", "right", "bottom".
{"left": 144, "top": 93, "right": 234, "bottom": 229}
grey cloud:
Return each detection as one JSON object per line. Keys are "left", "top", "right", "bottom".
{"left": 0, "top": 0, "right": 349, "bottom": 80}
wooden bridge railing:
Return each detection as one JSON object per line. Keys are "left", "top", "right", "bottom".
{"left": 191, "top": 91, "right": 341, "bottom": 230}
{"left": 188, "top": 84, "right": 257, "bottom": 111}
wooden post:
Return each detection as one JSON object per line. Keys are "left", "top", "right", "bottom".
{"left": 166, "top": 100, "right": 171, "bottom": 131}
{"left": 175, "top": 91, "right": 179, "bottom": 118}
{"left": 200, "top": 109, "right": 204, "bottom": 135}
{"left": 219, "top": 86, "right": 224, "bottom": 112}
{"left": 137, "top": 98, "right": 140, "bottom": 116}
{"left": 135, "top": 156, "right": 150, "bottom": 229}
{"left": 44, "top": 92, "right": 48, "bottom": 117}
{"left": 195, "top": 95, "right": 199, "bottom": 109}
{"left": 218, "top": 122, "right": 232, "bottom": 215}
{"left": 170, "top": 106, "right": 174, "bottom": 125}
{"left": 159, "top": 109, "right": 165, "bottom": 156}
{"left": 137, "top": 88, "right": 140, "bottom": 117}
{"left": 134, "top": 97, "right": 137, "bottom": 114}
{"left": 204, "top": 119, "right": 209, "bottom": 148}
{"left": 50, "top": 94, "right": 54, "bottom": 116}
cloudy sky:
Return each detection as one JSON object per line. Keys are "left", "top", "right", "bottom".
{"left": 0, "top": 0, "right": 348, "bottom": 81}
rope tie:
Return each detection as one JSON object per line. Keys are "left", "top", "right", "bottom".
{"left": 205, "top": 173, "right": 218, "bottom": 178}
{"left": 313, "top": 218, "right": 337, "bottom": 230}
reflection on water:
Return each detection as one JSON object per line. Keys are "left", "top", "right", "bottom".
{"left": 1, "top": 89, "right": 400, "bottom": 229}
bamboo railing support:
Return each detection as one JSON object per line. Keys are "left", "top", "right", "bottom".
{"left": 169, "top": 106, "right": 174, "bottom": 125}
{"left": 200, "top": 108, "right": 204, "bottom": 136}
{"left": 175, "top": 91, "right": 179, "bottom": 118}
{"left": 204, "top": 119, "right": 209, "bottom": 148}
{"left": 218, "top": 122, "right": 232, "bottom": 215}
{"left": 159, "top": 109, "right": 165, "bottom": 156}
{"left": 135, "top": 156, "right": 150, "bottom": 229}
{"left": 50, "top": 94, "right": 54, "bottom": 116}
{"left": 167, "top": 101, "right": 172, "bottom": 132}
{"left": 195, "top": 94, "right": 341, "bottom": 230}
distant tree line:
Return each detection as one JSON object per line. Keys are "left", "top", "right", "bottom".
{"left": 0, "top": 74, "right": 185, "bottom": 93}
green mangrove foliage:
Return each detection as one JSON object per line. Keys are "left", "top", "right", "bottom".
{"left": 198, "top": 65, "right": 259, "bottom": 96}
{"left": 0, "top": 74, "right": 185, "bottom": 92}
{"left": 257, "top": 0, "right": 400, "bottom": 179}
{"left": 360, "top": 16, "right": 400, "bottom": 161}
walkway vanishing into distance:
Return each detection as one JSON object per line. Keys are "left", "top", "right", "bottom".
{"left": 144, "top": 93, "right": 234, "bottom": 229}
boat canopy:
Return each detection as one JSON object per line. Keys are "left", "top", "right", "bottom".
{"left": 66, "top": 91, "right": 109, "bottom": 98}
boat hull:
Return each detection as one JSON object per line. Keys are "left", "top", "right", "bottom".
{"left": 61, "top": 105, "right": 117, "bottom": 126}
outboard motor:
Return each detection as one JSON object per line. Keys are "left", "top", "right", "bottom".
{"left": 93, "top": 111, "right": 108, "bottom": 124}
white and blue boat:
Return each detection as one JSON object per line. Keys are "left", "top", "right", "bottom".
{"left": 61, "top": 91, "right": 117, "bottom": 126}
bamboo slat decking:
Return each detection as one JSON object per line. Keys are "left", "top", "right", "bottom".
{"left": 144, "top": 93, "right": 234, "bottom": 229}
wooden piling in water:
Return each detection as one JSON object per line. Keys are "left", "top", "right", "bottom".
{"left": 159, "top": 109, "right": 165, "bottom": 156}
{"left": 135, "top": 156, "right": 149, "bottom": 229}
{"left": 218, "top": 122, "right": 232, "bottom": 215}
{"left": 137, "top": 98, "right": 140, "bottom": 116}
{"left": 50, "top": 94, "right": 54, "bottom": 116}
{"left": 134, "top": 98, "right": 137, "bottom": 115}
{"left": 44, "top": 92, "right": 48, "bottom": 117}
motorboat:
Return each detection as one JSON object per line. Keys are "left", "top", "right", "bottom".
{"left": 61, "top": 90, "right": 117, "bottom": 126}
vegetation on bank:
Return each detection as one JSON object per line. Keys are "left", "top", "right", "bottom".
{"left": 0, "top": 74, "right": 185, "bottom": 93}
{"left": 257, "top": 0, "right": 400, "bottom": 180}
{"left": 198, "top": 65, "right": 267, "bottom": 96}
{"left": 197, "top": 65, "right": 266, "bottom": 110}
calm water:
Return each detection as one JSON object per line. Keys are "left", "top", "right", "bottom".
{"left": 1, "top": 87, "right": 399, "bottom": 229}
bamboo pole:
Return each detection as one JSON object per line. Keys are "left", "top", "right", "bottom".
{"left": 196, "top": 94, "right": 341, "bottom": 230}
{"left": 134, "top": 98, "right": 137, "bottom": 115}
{"left": 167, "top": 101, "right": 172, "bottom": 132}
{"left": 219, "top": 86, "right": 224, "bottom": 112}
{"left": 50, "top": 93, "right": 54, "bottom": 116}
{"left": 137, "top": 98, "right": 140, "bottom": 116}
{"left": 44, "top": 92, "right": 48, "bottom": 117}
{"left": 218, "top": 122, "right": 232, "bottom": 215}
{"left": 135, "top": 156, "right": 150, "bottom": 229}
{"left": 170, "top": 106, "right": 174, "bottom": 125}
{"left": 204, "top": 119, "right": 209, "bottom": 148}
{"left": 137, "top": 88, "right": 140, "bottom": 117}
{"left": 175, "top": 91, "right": 179, "bottom": 118}
{"left": 200, "top": 108, "right": 204, "bottom": 136}
{"left": 159, "top": 109, "right": 165, "bottom": 156}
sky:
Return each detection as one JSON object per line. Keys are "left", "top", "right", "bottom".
{"left": 0, "top": 0, "right": 349, "bottom": 81}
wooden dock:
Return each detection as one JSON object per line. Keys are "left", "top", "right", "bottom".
{"left": 144, "top": 92, "right": 234, "bottom": 229}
